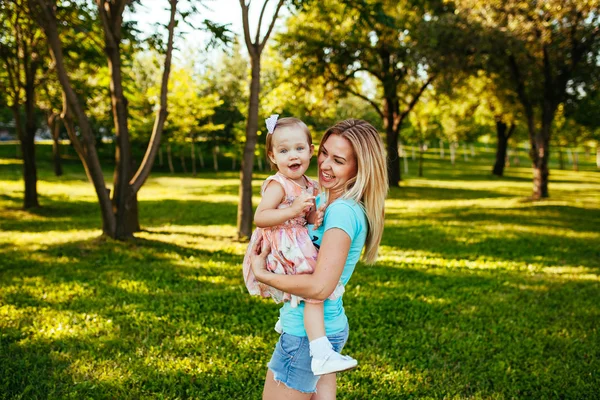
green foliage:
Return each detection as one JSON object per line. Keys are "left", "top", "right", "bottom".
{"left": 0, "top": 144, "right": 599, "bottom": 398}
{"left": 202, "top": 41, "right": 248, "bottom": 151}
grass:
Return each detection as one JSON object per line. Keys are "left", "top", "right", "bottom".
{"left": 1, "top": 143, "right": 599, "bottom": 399}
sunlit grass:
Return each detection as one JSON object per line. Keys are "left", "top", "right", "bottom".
{"left": 1, "top": 144, "right": 599, "bottom": 398}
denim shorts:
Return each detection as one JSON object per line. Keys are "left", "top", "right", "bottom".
{"left": 267, "top": 324, "right": 350, "bottom": 394}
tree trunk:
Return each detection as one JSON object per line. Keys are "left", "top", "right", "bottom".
{"left": 158, "top": 145, "right": 163, "bottom": 166}
{"left": 52, "top": 126, "right": 63, "bottom": 176}
{"left": 167, "top": 143, "right": 174, "bottom": 173}
{"left": 558, "top": 145, "right": 565, "bottom": 170}
{"left": 122, "top": 186, "right": 140, "bottom": 234}
{"left": 32, "top": 0, "right": 117, "bottom": 234}
{"left": 237, "top": 0, "right": 285, "bottom": 240}
{"left": 531, "top": 119, "right": 551, "bottom": 200}
{"left": 596, "top": 147, "right": 600, "bottom": 168}
{"left": 463, "top": 143, "right": 468, "bottom": 161}
{"left": 450, "top": 143, "right": 456, "bottom": 165}
{"left": 106, "top": 45, "right": 135, "bottom": 239}
{"left": 16, "top": 106, "right": 39, "bottom": 209}
{"left": 573, "top": 149, "right": 578, "bottom": 172}
{"left": 48, "top": 113, "right": 63, "bottom": 177}
{"left": 237, "top": 55, "right": 260, "bottom": 239}
{"left": 418, "top": 143, "right": 424, "bottom": 177}
{"left": 493, "top": 121, "right": 509, "bottom": 176}
{"left": 180, "top": 148, "right": 187, "bottom": 173}
{"left": 61, "top": 102, "right": 115, "bottom": 235}
{"left": 213, "top": 145, "right": 219, "bottom": 172}
{"left": 12, "top": 106, "right": 39, "bottom": 210}
{"left": 191, "top": 137, "right": 196, "bottom": 176}
{"left": 198, "top": 147, "right": 205, "bottom": 169}
{"left": 439, "top": 140, "right": 444, "bottom": 159}
{"left": 22, "top": 54, "right": 40, "bottom": 209}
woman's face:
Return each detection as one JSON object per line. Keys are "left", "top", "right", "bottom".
{"left": 317, "top": 134, "right": 358, "bottom": 199}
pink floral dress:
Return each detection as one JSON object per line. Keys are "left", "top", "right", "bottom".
{"left": 242, "top": 172, "right": 344, "bottom": 305}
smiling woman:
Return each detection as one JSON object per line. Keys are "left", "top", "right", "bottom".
{"left": 248, "top": 119, "right": 389, "bottom": 399}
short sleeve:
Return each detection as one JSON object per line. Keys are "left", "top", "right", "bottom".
{"left": 323, "top": 201, "right": 361, "bottom": 240}
{"left": 261, "top": 174, "right": 285, "bottom": 196}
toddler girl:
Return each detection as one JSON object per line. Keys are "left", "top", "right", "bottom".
{"left": 242, "top": 115, "right": 357, "bottom": 375}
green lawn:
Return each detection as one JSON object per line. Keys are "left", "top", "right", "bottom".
{"left": 1, "top": 144, "right": 599, "bottom": 399}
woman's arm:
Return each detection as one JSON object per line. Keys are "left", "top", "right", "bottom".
{"left": 250, "top": 227, "right": 351, "bottom": 300}
{"left": 254, "top": 182, "right": 315, "bottom": 228}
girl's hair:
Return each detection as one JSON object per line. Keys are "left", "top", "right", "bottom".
{"left": 320, "top": 119, "right": 388, "bottom": 264}
{"left": 265, "top": 117, "right": 312, "bottom": 171}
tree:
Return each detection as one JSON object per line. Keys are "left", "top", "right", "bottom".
{"left": 167, "top": 65, "right": 222, "bottom": 175}
{"left": 199, "top": 42, "right": 247, "bottom": 172}
{"left": 564, "top": 59, "right": 600, "bottom": 169}
{"left": 452, "top": 0, "right": 600, "bottom": 198}
{"left": 278, "top": 0, "right": 446, "bottom": 187}
{"left": 0, "top": 0, "right": 50, "bottom": 208}
{"left": 237, "top": 0, "right": 286, "bottom": 239}
{"left": 443, "top": 74, "right": 520, "bottom": 177}
{"left": 30, "top": 0, "right": 178, "bottom": 238}
{"left": 408, "top": 95, "right": 443, "bottom": 177}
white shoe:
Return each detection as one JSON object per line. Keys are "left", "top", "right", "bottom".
{"left": 274, "top": 319, "right": 283, "bottom": 334}
{"left": 311, "top": 352, "right": 357, "bottom": 376}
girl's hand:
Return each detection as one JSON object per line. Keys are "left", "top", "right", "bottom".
{"left": 313, "top": 203, "right": 326, "bottom": 229}
{"left": 290, "top": 192, "right": 315, "bottom": 217}
{"left": 250, "top": 237, "right": 271, "bottom": 282}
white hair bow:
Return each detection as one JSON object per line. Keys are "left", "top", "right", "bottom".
{"left": 265, "top": 114, "right": 279, "bottom": 135}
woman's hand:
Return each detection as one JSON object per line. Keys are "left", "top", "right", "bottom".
{"left": 313, "top": 203, "right": 326, "bottom": 229}
{"left": 250, "top": 237, "right": 271, "bottom": 282}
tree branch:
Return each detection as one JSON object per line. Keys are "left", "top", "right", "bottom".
{"left": 396, "top": 74, "right": 435, "bottom": 129}
{"left": 239, "top": 0, "right": 256, "bottom": 58}
{"left": 258, "top": 0, "right": 284, "bottom": 52}
{"left": 347, "top": 87, "right": 384, "bottom": 119}
{"left": 130, "top": 0, "right": 177, "bottom": 193}
{"left": 255, "top": 0, "right": 270, "bottom": 46}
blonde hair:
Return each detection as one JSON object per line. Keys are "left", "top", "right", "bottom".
{"left": 320, "top": 119, "right": 388, "bottom": 264}
{"left": 265, "top": 117, "right": 312, "bottom": 171}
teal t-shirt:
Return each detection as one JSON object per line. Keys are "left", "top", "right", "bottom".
{"left": 279, "top": 194, "right": 368, "bottom": 336}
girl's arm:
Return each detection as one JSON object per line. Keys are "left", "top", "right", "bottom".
{"left": 250, "top": 228, "right": 350, "bottom": 300}
{"left": 254, "top": 182, "right": 315, "bottom": 228}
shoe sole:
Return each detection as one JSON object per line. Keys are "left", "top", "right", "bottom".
{"left": 313, "top": 363, "right": 358, "bottom": 376}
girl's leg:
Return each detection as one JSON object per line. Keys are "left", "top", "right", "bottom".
{"left": 304, "top": 302, "right": 357, "bottom": 376}
{"left": 304, "top": 302, "right": 326, "bottom": 341}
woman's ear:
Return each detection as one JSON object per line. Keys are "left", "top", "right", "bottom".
{"left": 310, "top": 144, "right": 315, "bottom": 157}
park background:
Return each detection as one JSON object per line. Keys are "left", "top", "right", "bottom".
{"left": 1, "top": 0, "right": 599, "bottom": 398}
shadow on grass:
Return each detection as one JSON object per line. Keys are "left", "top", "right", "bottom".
{"left": 343, "top": 264, "right": 599, "bottom": 398}
{"left": 383, "top": 204, "right": 600, "bottom": 269}
{"left": 0, "top": 196, "right": 238, "bottom": 233}
{"left": 1, "top": 234, "right": 598, "bottom": 398}
{"left": 0, "top": 235, "right": 277, "bottom": 398}
{"left": 390, "top": 185, "right": 512, "bottom": 200}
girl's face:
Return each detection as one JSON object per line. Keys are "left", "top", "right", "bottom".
{"left": 317, "top": 134, "right": 358, "bottom": 200}
{"left": 268, "top": 127, "right": 314, "bottom": 184}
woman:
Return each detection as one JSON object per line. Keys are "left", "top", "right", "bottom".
{"left": 249, "top": 119, "right": 388, "bottom": 399}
